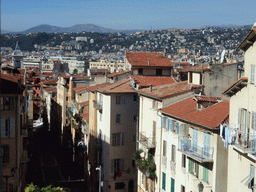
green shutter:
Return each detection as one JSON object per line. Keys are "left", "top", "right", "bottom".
{"left": 195, "top": 162, "right": 199, "bottom": 178}
{"left": 189, "top": 159, "right": 192, "bottom": 174}
{"left": 203, "top": 166, "right": 208, "bottom": 183}
{"left": 162, "top": 172, "right": 166, "bottom": 190}
{"left": 171, "top": 178, "right": 175, "bottom": 192}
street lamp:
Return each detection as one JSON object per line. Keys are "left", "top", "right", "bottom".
{"left": 3, "top": 168, "right": 15, "bottom": 192}
{"left": 198, "top": 182, "right": 204, "bottom": 192}
{"left": 96, "top": 165, "right": 101, "bottom": 192}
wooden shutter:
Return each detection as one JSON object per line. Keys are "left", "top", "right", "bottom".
{"left": 162, "top": 172, "right": 166, "bottom": 190}
{"left": 251, "top": 65, "right": 255, "bottom": 84}
{"left": 203, "top": 166, "right": 208, "bottom": 183}
{"left": 121, "top": 96, "right": 125, "bottom": 104}
{"left": 175, "top": 122, "right": 179, "bottom": 133}
{"left": 121, "top": 159, "right": 125, "bottom": 171}
{"left": 252, "top": 112, "right": 256, "bottom": 132}
{"left": 166, "top": 118, "right": 169, "bottom": 130}
{"left": 204, "top": 133, "right": 210, "bottom": 157}
{"left": 10, "top": 118, "right": 15, "bottom": 137}
{"left": 238, "top": 108, "right": 241, "bottom": 129}
{"left": 162, "top": 116, "right": 165, "bottom": 128}
{"left": 169, "top": 119, "right": 173, "bottom": 131}
{"left": 189, "top": 159, "right": 192, "bottom": 173}
{"left": 10, "top": 96, "right": 15, "bottom": 110}
{"left": 1, "top": 119, "right": 5, "bottom": 138}
{"left": 195, "top": 162, "right": 199, "bottom": 178}
{"left": 171, "top": 178, "right": 175, "bottom": 192}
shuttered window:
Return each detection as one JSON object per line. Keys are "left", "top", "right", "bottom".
{"left": 203, "top": 165, "right": 209, "bottom": 183}
{"left": 111, "top": 159, "right": 124, "bottom": 172}
{"left": 2, "top": 145, "right": 9, "bottom": 163}
{"left": 204, "top": 133, "right": 210, "bottom": 157}
{"left": 252, "top": 112, "right": 256, "bottom": 131}
{"left": 1, "top": 118, "right": 15, "bottom": 138}
{"left": 162, "top": 172, "right": 166, "bottom": 190}
{"left": 171, "top": 178, "right": 175, "bottom": 192}
{"left": 111, "top": 133, "right": 124, "bottom": 146}
{"left": 163, "top": 140, "right": 167, "bottom": 157}
{"left": 166, "top": 118, "right": 170, "bottom": 130}
{"left": 169, "top": 119, "right": 173, "bottom": 131}
{"left": 162, "top": 116, "right": 165, "bottom": 128}
{"left": 251, "top": 65, "right": 255, "bottom": 84}
{"left": 175, "top": 121, "right": 179, "bottom": 134}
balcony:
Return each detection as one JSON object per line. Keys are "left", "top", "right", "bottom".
{"left": 178, "top": 137, "right": 214, "bottom": 163}
{"left": 138, "top": 133, "right": 156, "bottom": 149}
{"left": 93, "top": 100, "right": 102, "bottom": 111}
{"left": 233, "top": 131, "right": 256, "bottom": 156}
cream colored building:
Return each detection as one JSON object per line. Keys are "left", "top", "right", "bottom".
{"left": 160, "top": 96, "right": 229, "bottom": 192}
{"left": 224, "top": 24, "right": 256, "bottom": 192}
{"left": 89, "top": 60, "right": 126, "bottom": 72}
{"left": 95, "top": 79, "right": 139, "bottom": 192}
{"left": 136, "top": 81, "right": 200, "bottom": 192}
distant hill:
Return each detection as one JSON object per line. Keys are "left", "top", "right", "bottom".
{"left": 4, "top": 24, "right": 141, "bottom": 35}
{"left": 2, "top": 23, "right": 253, "bottom": 35}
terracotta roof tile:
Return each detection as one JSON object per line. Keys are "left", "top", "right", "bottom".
{"left": 107, "top": 71, "right": 131, "bottom": 78}
{"left": 126, "top": 52, "right": 173, "bottom": 67}
{"left": 43, "top": 79, "right": 58, "bottom": 85}
{"left": 87, "top": 83, "right": 109, "bottom": 92}
{"left": 131, "top": 75, "right": 176, "bottom": 87}
{"left": 81, "top": 113, "right": 89, "bottom": 122}
{"left": 160, "top": 97, "right": 229, "bottom": 128}
{"left": 97, "top": 79, "right": 136, "bottom": 93}
{"left": 79, "top": 101, "right": 89, "bottom": 106}
{"left": 138, "top": 81, "right": 200, "bottom": 99}
{"left": 73, "top": 85, "right": 90, "bottom": 93}
{"left": 44, "top": 87, "right": 57, "bottom": 93}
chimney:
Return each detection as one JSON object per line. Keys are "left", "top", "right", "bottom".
{"left": 149, "top": 84, "right": 152, "bottom": 92}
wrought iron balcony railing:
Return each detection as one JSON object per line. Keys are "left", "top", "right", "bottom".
{"left": 178, "top": 137, "right": 214, "bottom": 163}
{"left": 138, "top": 132, "right": 156, "bottom": 149}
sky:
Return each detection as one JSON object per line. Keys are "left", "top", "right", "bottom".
{"left": 2, "top": 0, "right": 256, "bottom": 32}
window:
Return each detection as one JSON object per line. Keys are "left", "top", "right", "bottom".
{"left": 111, "top": 133, "right": 124, "bottom": 146}
{"left": 111, "top": 159, "right": 124, "bottom": 172}
{"left": 171, "top": 145, "right": 176, "bottom": 162}
{"left": 252, "top": 111, "right": 256, "bottom": 131}
{"left": 133, "top": 115, "right": 138, "bottom": 122}
{"left": 181, "top": 185, "right": 185, "bottom": 192}
{"left": 182, "top": 154, "right": 186, "bottom": 168}
{"left": 116, "top": 95, "right": 125, "bottom": 104}
{"left": 250, "top": 65, "right": 255, "bottom": 84}
{"left": 162, "top": 172, "right": 166, "bottom": 190}
{"left": 5, "top": 118, "right": 10, "bottom": 137}
{"left": 161, "top": 116, "right": 167, "bottom": 128}
{"left": 100, "top": 112, "right": 102, "bottom": 121}
{"left": 2, "top": 145, "right": 9, "bottom": 163}
{"left": 152, "top": 100, "right": 158, "bottom": 109}
{"left": 133, "top": 95, "right": 137, "bottom": 102}
{"left": 171, "top": 178, "right": 175, "bottom": 192}
{"left": 203, "top": 164, "right": 209, "bottom": 183}
{"left": 189, "top": 159, "right": 199, "bottom": 178}
{"left": 163, "top": 140, "right": 167, "bottom": 157}
{"left": 0, "top": 97, "right": 15, "bottom": 110}
{"left": 116, "top": 114, "right": 121, "bottom": 123}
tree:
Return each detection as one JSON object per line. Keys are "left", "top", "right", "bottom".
{"left": 25, "top": 183, "right": 65, "bottom": 192}
{"left": 73, "top": 68, "right": 78, "bottom": 74}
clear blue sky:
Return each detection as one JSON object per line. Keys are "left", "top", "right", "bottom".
{"left": 2, "top": 0, "right": 256, "bottom": 32}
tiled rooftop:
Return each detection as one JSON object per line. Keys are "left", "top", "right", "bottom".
{"left": 97, "top": 79, "right": 136, "bottom": 93}
{"left": 126, "top": 52, "right": 173, "bottom": 67}
{"left": 160, "top": 96, "right": 229, "bottom": 129}
{"left": 107, "top": 71, "right": 131, "bottom": 78}
{"left": 73, "top": 85, "right": 90, "bottom": 93}
{"left": 131, "top": 75, "right": 176, "bottom": 87}
{"left": 138, "top": 81, "right": 200, "bottom": 99}
{"left": 87, "top": 83, "right": 109, "bottom": 92}
{"left": 44, "top": 87, "right": 57, "bottom": 93}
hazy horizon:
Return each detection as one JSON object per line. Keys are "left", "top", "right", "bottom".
{"left": 2, "top": 0, "right": 256, "bottom": 32}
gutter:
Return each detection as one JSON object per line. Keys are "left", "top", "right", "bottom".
{"left": 160, "top": 111, "right": 220, "bottom": 131}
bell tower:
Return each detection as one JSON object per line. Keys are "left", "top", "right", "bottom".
{"left": 12, "top": 41, "right": 24, "bottom": 68}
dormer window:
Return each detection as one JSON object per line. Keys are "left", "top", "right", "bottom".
{"left": 198, "top": 103, "right": 202, "bottom": 110}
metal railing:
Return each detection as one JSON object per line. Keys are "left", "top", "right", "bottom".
{"left": 232, "top": 131, "right": 256, "bottom": 154}
{"left": 93, "top": 100, "right": 102, "bottom": 110}
{"left": 178, "top": 137, "right": 214, "bottom": 162}
{"left": 138, "top": 132, "right": 156, "bottom": 148}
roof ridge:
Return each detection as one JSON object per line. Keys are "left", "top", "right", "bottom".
{"left": 109, "top": 79, "right": 130, "bottom": 90}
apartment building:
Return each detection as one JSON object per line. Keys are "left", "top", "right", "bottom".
{"left": 94, "top": 79, "right": 139, "bottom": 192}
{"left": 223, "top": 24, "right": 256, "bottom": 192}
{"left": 136, "top": 81, "right": 200, "bottom": 192}
{"left": 125, "top": 52, "right": 173, "bottom": 76}
{"left": 87, "top": 83, "right": 109, "bottom": 192}
{"left": 89, "top": 60, "right": 126, "bottom": 72}
{"left": 160, "top": 96, "right": 229, "bottom": 192}
{"left": 0, "top": 73, "right": 30, "bottom": 192}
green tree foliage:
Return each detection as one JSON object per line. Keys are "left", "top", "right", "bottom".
{"left": 73, "top": 68, "right": 78, "bottom": 74}
{"left": 25, "top": 183, "right": 65, "bottom": 192}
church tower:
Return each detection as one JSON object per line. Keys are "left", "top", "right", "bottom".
{"left": 12, "top": 41, "right": 24, "bottom": 68}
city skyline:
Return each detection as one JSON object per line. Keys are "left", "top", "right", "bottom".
{"left": 2, "top": 0, "right": 256, "bottom": 32}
